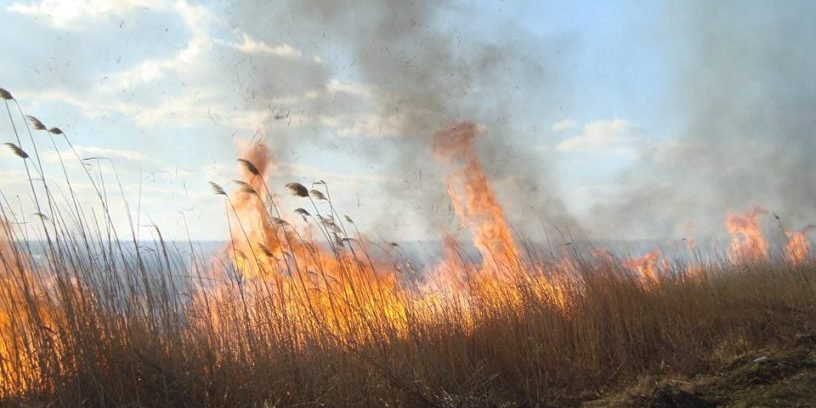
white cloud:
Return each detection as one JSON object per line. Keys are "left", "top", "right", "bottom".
{"left": 19, "top": 84, "right": 315, "bottom": 130}
{"left": 10, "top": 0, "right": 332, "bottom": 132}
{"left": 556, "top": 119, "right": 642, "bottom": 155}
{"left": 41, "top": 145, "right": 156, "bottom": 176}
{"left": 232, "top": 33, "right": 304, "bottom": 58}
{"left": 326, "top": 79, "right": 375, "bottom": 98}
{"left": 173, "top": 0, "right": 210, "bottom": 33}
{"left": 551, "top": 118, "right": 576, "bottom": 132}
{"left": 129, "top": 92, "right": 316, "bottom": 129}
{"left": 330, "top": 113, "right": 406, "bottom": 138}
{"left": 7, "top": 0, "right": 163, "bottom": 28}
{"left": 100, "top": 1, "right": 212, "bottom": 92}
{"left": 69, "top": 145, "right": 146, "bottom": 161}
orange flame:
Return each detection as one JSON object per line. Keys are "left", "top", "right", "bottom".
{"left": 0, "top": 221, "right": 62, "bottom": 394}
{"left": 622, "top": 249, "right": 663, "bottom": 287}
{"left": 432, "top": 123, "right": 519, "bottom": 271}
{"left": 226, "top": 140, "right": 285, "bottom": 279}
{"left": 725, "top": 207, "right": 768, "bottom": 264}
{"left": 785, "top": 225, "right": 814, "bottom": 265}
{"left": 210, "top": 141, "right": 412, "bottom": 345}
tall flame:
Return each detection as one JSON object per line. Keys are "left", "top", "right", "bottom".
{"left": 213, "top": 141, "right": 411, "bottom": 343}
{"left": 227, "top": 140, "right": 282, "bottom": 279}
{"left": 0, "top": 221, "right": 61, "bottom": 394}
{"left": 725, "top": 207, "right": 768, "bottom": 264}
{"left": 785, "top": 225, "right": 813, "bottom": 265}
{"left": 432, "top": 123, "right": 519, "bottom": 271}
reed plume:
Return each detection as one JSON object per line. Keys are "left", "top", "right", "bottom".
{"left": 309, "top": 189, "right": 327, "bottom": 201}
{"left": 237, "top": 158, "right": 260, "bottom": 176}
{"left": 286, "top": 182, "right": 309, "bottom": 197}
{"left": 209, "top": 181, "right": 227, "bottom": 196}
{"left": 25, "top": 115, "right": 46, "bottom": 131}
{"left": 4, "top": 142, "right": 29, "bottom": 159}
{"left": 233, "top": 180, "right": 258, "bottom": 195}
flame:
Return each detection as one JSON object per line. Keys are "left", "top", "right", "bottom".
{"left": 426, "top": 123, "right": 572, "bottom": 313}
{"left": 432, "top": 123, "right": 519, "bottom": 271}
{"left": 785, "top": 225, "right": 814, "bottom": 265}
{"left": 725, "top": 207, "right": 769, "bottom": 264}
{"left": 622, "top": 249, "right": 664, "bottom": 287}
{"left": 207, "top": 126, "right": 575, "bottom": 346}
{"left": 227, "top": 140, "right": 283, "bottom": 279}
{"left": 210, "top": 141, "right": 413, "bottom": 345}
{"left": 0, "top": 221, "right": 62, "bottom": 395}
{"left": 2, "top": 110, "right": 815, "bottom": 401}
{"left": 684, "top": 264, "right": 704, "bottom": 281}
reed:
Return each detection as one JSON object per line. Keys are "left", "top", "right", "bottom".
{"left": 0, "top": 87, "right": 813, "bottom": 407}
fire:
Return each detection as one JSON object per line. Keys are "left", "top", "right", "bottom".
{"left": 427, "top": 234, "right": 471, "bottom": 293}
{"left": 684, "top": 264, "right": 704, "bottom": 281}
{"left": 209, "top": 141, "right": 413, "bottom": 345}
{"left": 0, "top": 221, "right": 62, "bottom": 395}
{"left": 426, "top": 123, "right": 572, "bottom": 313}
{"left": 432, "top": 123, "right": 519, "bottom": 271}
{"left": 785, "top": 225, "right": 814, "bottom": 265}
{"left": 725, "top": 207, "right": 769, "bottom": 264}
{"left": 622, "top": 249, "right": 663, "bottom": 287}
{"left": 210, "top": 127, "right": 816, "bottom": 345}
{"left": 226, "top": 140, "right": 283, "bottom": 279}
{"left": 1, "top": 114, "right": 814, "bottom": 401}
{"left": 207, "top": 124, "right": 574, "bottom": 345}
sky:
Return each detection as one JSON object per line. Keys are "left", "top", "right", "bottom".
{"left": 0, "top": 0, "right": 814, "bottom": 244}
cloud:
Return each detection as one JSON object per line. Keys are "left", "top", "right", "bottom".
{"left": 551, "top": 118, "right": 576, "bottom": 132}
{"left": 99, "top": 1, "right": 212, "bottom": 92}
{"left": 231, "top": 33, "right": 304, "bottom": 59}
{"left": 7, "top": 0, "right": 163, "bottom": 28}
{"left": 40, "top": 145, "right": 159, "bottom": 178}
{"left": 325, "top": 113, "right": 408, "bottom": 138}
{"left": 556, "top": 119, "right": 642, "bottom": 155}
{"left": 9, "top": 0, "right": 329, "bottom": 131}
{"left": 326, "top": 79, "right": 375, "bottom": 98}
{"left": 70, "top": 145, "right": 147, "bottom": 161}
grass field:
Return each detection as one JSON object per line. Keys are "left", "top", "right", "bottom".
{"left": 1, "top": 87, "right": 814, "bottom": 407}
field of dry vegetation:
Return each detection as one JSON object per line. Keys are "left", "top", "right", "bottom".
{"left": 1, "top": 87, "right": 814, "bottom": 407}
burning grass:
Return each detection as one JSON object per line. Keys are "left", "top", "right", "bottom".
{"left": 0, "top": 90, "right": 814, "bottom": 407}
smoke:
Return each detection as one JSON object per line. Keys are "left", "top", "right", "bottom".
{"left": 589, "top": 1, "right": 816, "bottom": 239}
{"left": 222, "top": 0, "right": 576, "bottom": 239}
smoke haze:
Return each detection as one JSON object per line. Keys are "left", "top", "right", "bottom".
{"left": 588, "top": 1, "right": 816, "bottom": 239}
{"left": 222, "top": 0, "right": 577, "bottom": 239}
{"left": 2, "top": 0, "right": 814, "bottom": 243}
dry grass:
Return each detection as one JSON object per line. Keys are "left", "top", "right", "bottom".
{"left": 0, "top": 89, "right": 814, "bottom": 407}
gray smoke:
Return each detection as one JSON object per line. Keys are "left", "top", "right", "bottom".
{"left": 222, "top": 1, "right": 577, "bottom": 239}
{"left": 589, "top": 1, "right": 816, "bottom": 239}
